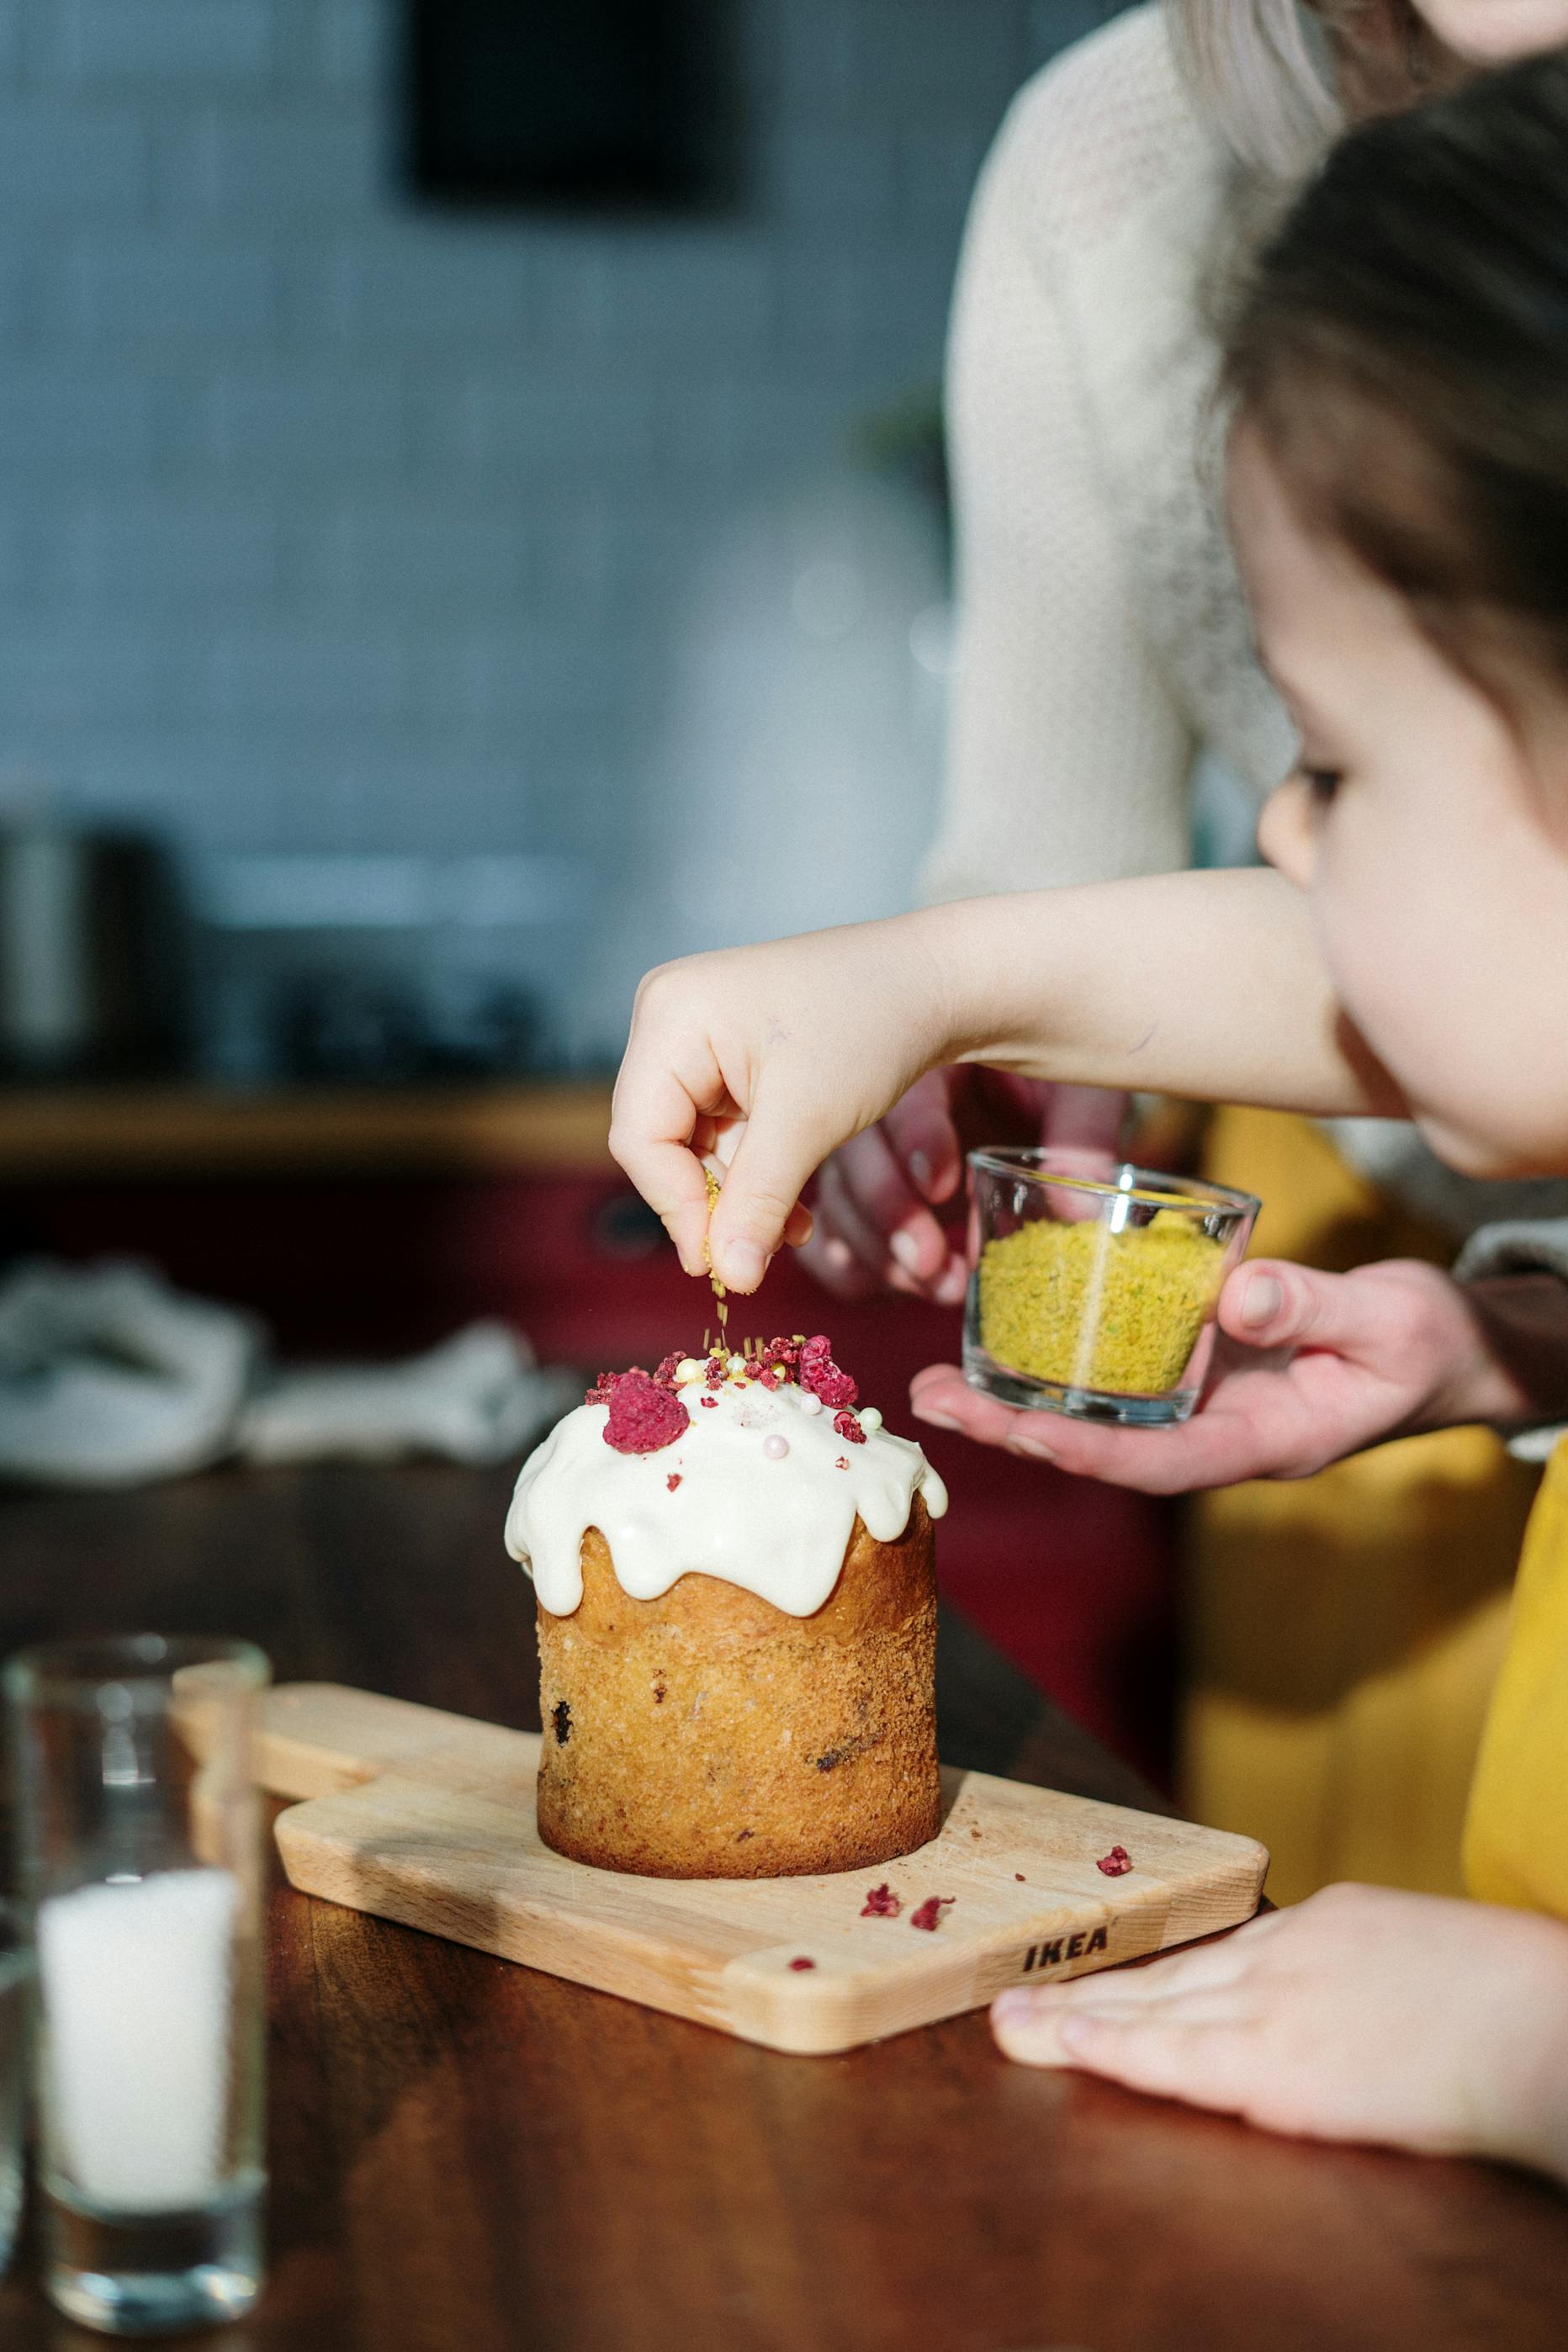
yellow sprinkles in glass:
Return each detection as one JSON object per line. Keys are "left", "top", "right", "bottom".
{"left": 977, "top": 1208, "right": 1225, "bottom": 1394}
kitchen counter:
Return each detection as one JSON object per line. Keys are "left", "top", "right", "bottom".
{"left": 0, "top": 1461, "right": 1564, "bottom": 2350}
{"left": 0, "top": 1078, "right": 615, "bottom": 1181}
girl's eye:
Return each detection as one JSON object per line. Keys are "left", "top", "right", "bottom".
{"left": 1301, "top": 765, "right": 1343, "bottom": 803}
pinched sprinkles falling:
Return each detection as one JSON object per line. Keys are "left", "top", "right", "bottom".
{"left": 1096, "top": 1846, "right": 1134, "bottom": 1878}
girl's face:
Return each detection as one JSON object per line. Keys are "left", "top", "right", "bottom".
{"left": 1231, "top": 427, "right": 1568, "bottom": 1179}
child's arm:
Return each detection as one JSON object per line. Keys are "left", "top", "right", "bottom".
{"left": 612, "top": 868, "right": 1403, "bottom": 1291}
{"left": 992, "top": 1884, "right": 1568, "bottom": 2187}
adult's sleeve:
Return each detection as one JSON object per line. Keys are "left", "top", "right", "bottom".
{"left": 919, "top": 82, "right": 1198, "bottom": 907}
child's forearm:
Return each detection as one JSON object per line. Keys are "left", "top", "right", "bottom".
{"left": 922, "top": 869, "right": 1406, "bottom": 1115}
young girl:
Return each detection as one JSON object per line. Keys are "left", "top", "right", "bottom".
{"left": 608, "top": 52, "right": 1568, "bottom": 2181}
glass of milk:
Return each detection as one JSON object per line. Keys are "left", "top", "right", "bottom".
{"left": 6, "top": 1635, "right": 270, "bottom": 2334}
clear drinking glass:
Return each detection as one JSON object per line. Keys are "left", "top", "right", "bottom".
{"left": 964, "top": 1148, "right": 1261, "bottom": 1425}
{"left": 0, "top": 1902, "right": 31, "bottom": 2280}
{"left": 5, "top": 1634, "right": 270, "bottom": 2335}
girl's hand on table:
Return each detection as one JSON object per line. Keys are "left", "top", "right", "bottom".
{"left": 991, "top": 1883, "right": 1568, "bottom": 2184}
{"left": 910, "top": 1260, "right": 1568, "bottom": 1491}
{"left": 799, "top": 1072, "right": 1127, "bottom": 1306}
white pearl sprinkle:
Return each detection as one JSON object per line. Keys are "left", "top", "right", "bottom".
{"left": 675, "top": 1359, "right": 705, "bottom": 1384}
{"left": 858, "top": 1407, "right": 883, "bottom": 1431}
{"left": 763, "top": 1433, "right": 789, "bottom": 1460}
{"left": 727, "top": 1354, "right": 745, "bottom": 1375}
{"left": 798, "top": 1391, "right": 824, "bottom": 1416}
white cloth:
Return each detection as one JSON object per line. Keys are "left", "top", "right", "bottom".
{"left": 924, "top": 0, "right": 1568, "bottom": 1253}
{"left": 0, "top": 1258, "right": 575, "bottom": 1489}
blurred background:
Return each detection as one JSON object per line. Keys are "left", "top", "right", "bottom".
{"left": 0, "top": 0, "right": 1168, "bottom": 1779}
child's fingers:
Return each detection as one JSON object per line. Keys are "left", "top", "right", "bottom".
{"left": 1035, "top": 2010, "right": 1263, "bottom": 2116}
{"left": 1220, "top": 1258, "right": 1380, "bottom": 1356}
{"left": 707, "top": 1068, "right": 840, "bottom": 1293}
{"left": 609, "top": 1057, "right": 728, "bottom": 1276}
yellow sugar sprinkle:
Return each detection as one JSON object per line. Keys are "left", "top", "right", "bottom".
{"left": 702, "top": 1165, "right": 728, "bottom": 1337}
{"left": 977, "top": 1209, "right": 1224, "bottom": 1394}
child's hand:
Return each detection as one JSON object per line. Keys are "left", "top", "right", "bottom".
{"left": 609, "top": 919, "right": 956, "bottom": 1291}
{"left": 992, "top": 1883, "right": 1568, "bottom": 2181}
{"left": 911, "top": 1262, "right": 1568, "bottom": 1488}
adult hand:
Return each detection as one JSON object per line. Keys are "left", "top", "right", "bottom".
{"left": 799, "top": 1072, "right": 1128, "bottom": 1306}
{"left": 909, "top": 1260, "right": 1568, "bottom": 1489}
{"left": 991, "top": 1883, "right": 1568, "bottom": 2181}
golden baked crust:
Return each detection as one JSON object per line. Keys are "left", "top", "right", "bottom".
{"left": 536, "top": 1498, "right": 940, "bottom": 1878}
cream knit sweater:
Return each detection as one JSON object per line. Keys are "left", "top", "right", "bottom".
{"left": 924, "top": 0, "right": 1568, "bottom": 1253}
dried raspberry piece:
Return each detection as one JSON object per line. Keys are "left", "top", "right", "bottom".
{"left": 584, "top": 1369, "right": 622, "bottom": 1405}
{"left": 1095, "top": 1846, "right": 1133, "bottom": 1878}
{"left": 760, "top": 1336, "right": 803, "bottom": 1376}
{"left": 703, "top": 1353, "right": 726, "bottom": 1388}
{"left": 651, "top": 1351, "right": 685, "bottom": 1390}
{"left": 700, "top": 1395, "right": 718, "bottom": 1410}
{"left": 665, "top": 1473, "right": 682, "bottom": 1491}
{"left": 754, "top": 1364, "right": 782, "bottom": 1389}
{"left": 787, "top": 1956, "right": 816, "bottom": 1972}
{"left": 603, "top": 1369, "right": 689, "bottom": 1455}
{"left": 799, "top": 1334, "right": 858, "bottom": 1410}
{"left": 834, "top": 1455, "right": 849, "bottom": 1470}
{"left": 860, "top": 1883, "right": 901, "bottom": 1919}
{"left": 834, "top": 1410, "right": 866, "bottom": 1444}
{"left": 909, "top": 1896, "right": 954, "bottom": 1932}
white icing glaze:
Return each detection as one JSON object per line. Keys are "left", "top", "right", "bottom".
{"left": 505, "top": 1369, "right": 948, "bottom": 1619}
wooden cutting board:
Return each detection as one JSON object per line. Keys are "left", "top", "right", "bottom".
{"left": 257, "top": 1683, "right": 1268, "bottom": 2056}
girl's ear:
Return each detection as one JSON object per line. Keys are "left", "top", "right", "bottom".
{"left": 1318, "top": 0, "right": 1447, "bottom": 114}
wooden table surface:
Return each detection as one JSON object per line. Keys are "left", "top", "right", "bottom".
{"left": 1, "top": 1462, "right": 1565, "bottom": 2352}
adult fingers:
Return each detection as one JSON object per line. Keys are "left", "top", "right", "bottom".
{"left": 882, "top": 1069, "right": 967, "bottom": 1206}
{"left": 801, "top": 1162, "right": 897, "bottom": 1300}
{"left": 829, "top": 1126, "right": 951, "bottom": 1289}
{"left": 1037, "top": 1084, "right": 1129, "bottom": 1160}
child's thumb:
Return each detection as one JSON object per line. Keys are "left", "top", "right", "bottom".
{"left": 709, "top": 1094, "right": 829, "bottom": 1294}
{"left": 1221, "top": 1260, "right": 1363, "bottom": 1353}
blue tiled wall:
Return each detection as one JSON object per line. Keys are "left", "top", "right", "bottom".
{"left": 0, "top": 0, "right": 1124, "bottom": 1062}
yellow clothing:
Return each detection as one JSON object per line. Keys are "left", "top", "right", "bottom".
{"left": 1183, "top": 1107, "right": 1539, "bottom": 1904}
{"left": 1465, "top": 1437, "right": 1568, "bottom": 1917}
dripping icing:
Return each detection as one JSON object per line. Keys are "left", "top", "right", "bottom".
{"left": 505, "top": 1369, "right": 947, "bottom": 1619}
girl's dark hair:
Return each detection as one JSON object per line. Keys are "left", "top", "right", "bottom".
{"left": 1226, "top": 47, "right": 1568, "bottom": 693}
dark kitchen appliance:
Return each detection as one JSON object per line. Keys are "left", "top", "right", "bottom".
{"left": 0, "top": 817, "right": 189, "bottom": 1080}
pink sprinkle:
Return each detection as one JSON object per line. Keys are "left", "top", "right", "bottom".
{"left": 787, "top": 1956, "right": 816, "bottom": 1972}
{"left": 763, "top": 1433, "right": 789, "bottom": 1459}
{"left": 1096, "top": 1846, "right": 1133, "bottom": 1878}
{"left": 909, "top": 1896, "right": 955, "bottom": 1933}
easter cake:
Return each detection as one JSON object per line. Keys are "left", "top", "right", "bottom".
{"left": 504, "top": 1337, "right": 949, "bottom": 1879}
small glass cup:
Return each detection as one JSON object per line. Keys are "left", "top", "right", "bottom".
{"left": 964, "top": 1148, "right": 1260, "bottom": 1425}
{"left": 0, "top": 1902, "right": 32, "bottom": 2280}
{"left": 5, "top": 1634, "right": 270, "bottom": 2336}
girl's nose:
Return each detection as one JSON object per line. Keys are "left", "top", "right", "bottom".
{"left": 1258, "top": 773, "right": 1317, "bottom": 887}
